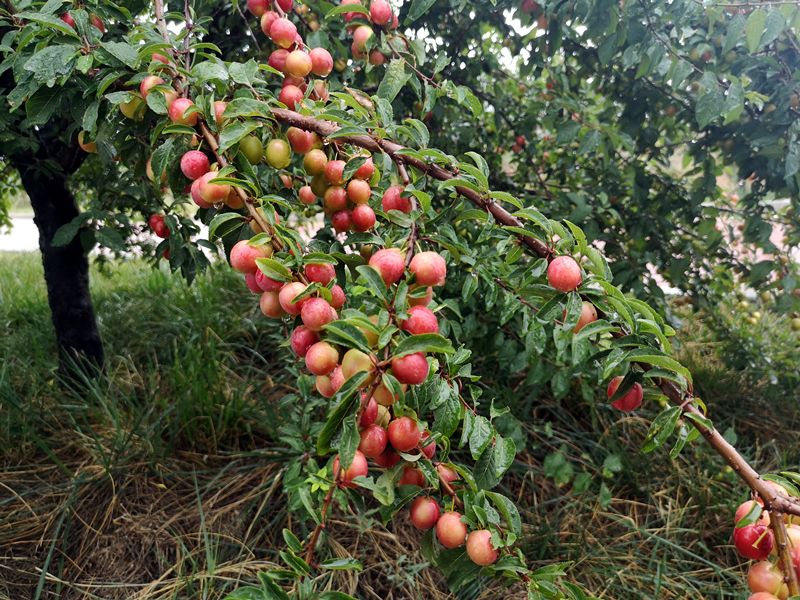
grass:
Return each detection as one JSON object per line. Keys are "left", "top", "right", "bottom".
{"left": 1, "top": 252, "right": 798, "bottom": 599}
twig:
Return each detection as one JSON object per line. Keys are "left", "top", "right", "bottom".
{"left": 770, "top": 512, "right": 800, "bottom": 596}
{"left": 153, "top": 0, "right": 171, "bottom": 47}
{"left": 234, "top": 0, "right": 261, "bottom": 53}
{"left": 394, "top": 161, "right": 419, "bottom": 267}
{"left": 198, "top": 121, "right": 278, "bottom": 246}
{"left": 304, "top": 480, "right": 336, "bottom": 565}
{"left": 182, "top": 0, "right": 192, "bottom": 75}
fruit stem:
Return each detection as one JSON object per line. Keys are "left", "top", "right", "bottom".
{"left": 197, "top": 121, "right": 281, "bottom": 250}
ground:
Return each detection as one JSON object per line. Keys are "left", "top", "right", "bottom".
{"left": 1, "top": 252, "right": 797, "bottom": 599}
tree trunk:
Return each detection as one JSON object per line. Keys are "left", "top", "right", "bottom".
{"left": 15, "top": 162, "right": 104, "bottom": 376}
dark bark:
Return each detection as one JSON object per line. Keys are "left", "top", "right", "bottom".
{"left": 14, "top": 159, "right": 104, "bottom": 377}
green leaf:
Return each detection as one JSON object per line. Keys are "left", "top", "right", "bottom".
{"left": 577, "top": 130, "right": 601, "bottom": 154}
{"left": 641, "top": 406, "right": 681, "bottom": 453}
{"left": 219, "top": 121, "right": 261, "bottom": 153}
{"left": 16, "top": 11, "right": 80, "bottom": 38}
{"left": 192, "top": 60, "right": 229, "bottom": 84}
{"left": 208, "top": 212, "right": 246, "bottom": 239}
{"left": 281, "top": 529, "right": 302, "bottom": 553}
{"left": 52, "top": 216, "right": 83, "bottom": 247}
{"left": 150, "top": 138, "right": 175, "bottom": 185}
{"left": 574, "top": 319, "right": 618, "bottom": 341}
{"left": 317, "top": 371, "right": 369, "bottom": 455}
{"left": 432, "top": 382, "right": 462, "bottom": 437}
{"left": 393, "top": 334, "right": 454, "bottom": 358}
{"left": 255, "top": 257, "right": 292, "bottom": 282}
{"left": 355, "top": 264, "right": 388, "bottom": 302}
{"left": 761, "top": 10, "right": 786, "bottom": 48}
{"left": 406, "top": 0, "right": 437, "bottom": 22}
{"left": 734, "top": 501, "right": 764, "bottom": 528}
{"left": 696, "top": 87, "right": 724, "bottom": 128}
{"left": 24, "top": 45, "right": 77, "bottom": 83}
{"left": 486, "top": 491, "right": 522, "bottom": 536}
{"left": 322, "top": 321, "right": 372, "bottom": 355}
{"left": 229, "top": 59, "right": 260, "bottom": 85}
{"left": 100, "top": 41, "right": 138, "bottom": 68}
{"left": 474, "top": 435, "right": 516, "bottom": 490}
{"left": 745, "top": 8, "right": 767, "bottom": 52}
{"left": 626, "top": 350, "right": 692, "bottom": 384}
{"left": 377, "top": 59, "right": 411, "bottom": 103}
{"left": 221, "top": 586, "right": 269, "bottom": 600}
{"left": 279, "top": 550, "right": 311, "bottom": 576}
{"left": 320, "top": 558, "right": 363, "bottom": 571}
{"left": 223, "top": 98, "right": 273, "bottom": 118}
{"left": 469, "top": 416, "right": 493, "bottom": 460}
{"left": 335, "top": 416, "right": 359, "bottom": 470}
{"left": 325, "top": 3, "right": 369, "bottom": 18}
{"left": 318, "top": 593, "right": 358, "bottom": 600}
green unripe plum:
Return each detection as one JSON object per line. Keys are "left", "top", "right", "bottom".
{"left": 240, "top": 135, "right": 264, "bottom": 164}
{"left": 341, "top": 348, "right": 375, "bottom": 381}
{"left": 266, "top": 139, "right": 292, "bottom": 169}
{"left": 120, "top": 95, "right": 145, "bottom": 120}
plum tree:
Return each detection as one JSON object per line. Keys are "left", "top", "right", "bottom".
{"left": 4, "top": 1, "right": 800, "bottom": 597}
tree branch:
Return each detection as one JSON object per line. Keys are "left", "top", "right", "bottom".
{"left": 770, "top": 512, "right": 800, "bottom": 596}
{"left": 198, "top": 121, "right": 277, "bottom": 246}
{"left": 263, "top": 107, "right": 800, "bottom": 519}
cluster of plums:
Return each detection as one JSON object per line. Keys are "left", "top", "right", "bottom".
{"left": 340, "top": 0, "right": 397, "bottom": 65}
{"left": 230, "top": 231, "right": 501, "bottom": 566}
{"left": 247, "top": 2, "right": 334, "bottom": 109}
{"left": 733, "top": 485, "right": 800, "bottom": 600}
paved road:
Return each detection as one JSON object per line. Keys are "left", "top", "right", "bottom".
{"left": 0, "top": 217, "right": 38, "bottom": 252}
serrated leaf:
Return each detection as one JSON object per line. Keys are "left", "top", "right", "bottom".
{"left": 208, "top": 213, "right": 246, "bottom": 239}
{"left": 317, "top": 371, "right": 369, "bottom": 455}
{"left": 192, "top": 60, "right": 228, "bottom": 84}
{"left": 469, "top": 416, "right": 493, "bottom": 460}
{"left": 355, "top": 264, "right": 388, "bottom": 302}
{"left": 219, "top": 121, "right": 261, "bottom": 153}
{"left": 255, "top": 257, "right": 292, "bottom": 282}
{"left": 325, "top": 3, "right": 369, "bottom": 18}
{"left": 486, "top": 491, "right": 522, "bottom": 536}
{"left": 16, "top": 11, "right": 80, "bottom": 38}
{"left": 745, "top": 9, "right": 767, "bottom": 52}
{"left": 406, "top": 0, "right": 437, "bottom": 22}
{"left": 322, "top": 321, "right": 372, "bottom": 355}
{"left": 24, "top": 45, "right": 77, "bottom": 83}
